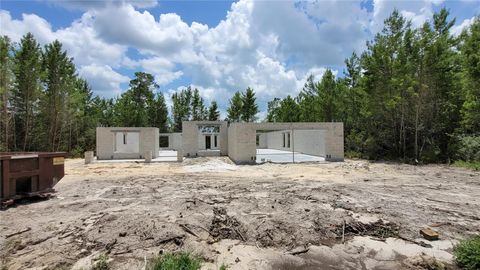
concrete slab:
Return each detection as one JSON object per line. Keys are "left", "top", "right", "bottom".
{"left": 95, "top": 150, "right": 178, "bottom": 163}
{"left": 256, "top": 148, "right": 325, "bottom": 163}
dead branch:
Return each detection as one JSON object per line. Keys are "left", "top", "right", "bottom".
{"left": 288, "top": 248, "right": 310, "bottom": 255}
{"left": 6, "top": 227, "right": 31, "bottom": 238}
{"left": 179, "top": 224, "right": 199, "bottom": 238}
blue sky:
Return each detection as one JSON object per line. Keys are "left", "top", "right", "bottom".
{"left": 1, "top": 0, "right": 479, "bottom": 118}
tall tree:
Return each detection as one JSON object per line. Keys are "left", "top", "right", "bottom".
{"left": 459, "top": 17, "right": 480, "bottom": 133}
{"left": 276, "top": 96, "right": 300, "bottom": 122}
{"left": 317, "top": 69, "right": 338, "bottom": 122}
{"left": 12, "top": 33, "right": 43, "bottom": 151}
{"left": 114, "top": 72, "right": 158, "bottom": 127}
{"left": 266, "top": 97, "right": 281, "bottom": 122}
{"left": 41, "top": 40, "right": 76, "bottom": 151}
{"left": 208, "top": 101, "right": 220, "bottom": 121}
{"left": 191, "top": 88, "right": 206, "bottom": 121}
{"left": 227, "top": 91, "right": 243, "bottom": 122}
{"left": 241, "top": 87, "right": 258, "bottom": 122}
{"left": 0, "top": 36, "right": 13, "bottom": 151}
{"left": 171, "top": 86, "right": 192, "bottom": 131}
{"left": 149, "top": 92, "right": 169, "bottom": 132}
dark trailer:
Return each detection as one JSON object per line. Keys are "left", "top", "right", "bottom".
{"left": 0, "top": 152, "right": 66, "bottom": 205}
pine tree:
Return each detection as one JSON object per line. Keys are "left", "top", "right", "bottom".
{"left": 240, "top": 87, "right": 258, "bottom": 122}
{"left": 171, "top": 86, "right": 192, "bottom": 131}
{"left": 149, "top": 92, "right": 169, "bottom": 132}
{"left": 227, "top": 91, "right": 243, "bottom": 122}
{"left": 191, "top": 88, "right": 206, "bottom": 121}
{"left": 0, "top": 36, "right": 13, "bottom": 151}
{"left": 459, "top": 17, "right": 480, "bottom": 133}
{"left": 12, "top": 33, "right": 43, "bottom": 151}
{"left": 208, "top": 101, "right": 220, "bottom": 121}
{"left": 41, "top": 40, "right": 76, "bottom": 151}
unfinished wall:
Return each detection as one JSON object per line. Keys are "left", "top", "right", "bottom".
{"left": 96, "top": 127, "right": 159, "bottom": 160}
{"left": 257, "top": 133, "right": 267, "bottom": 148}
{"left": 293, "top": 130, "right": 325, "bottom": 157}
{"left": 159, "top": 133, "right": 182, "bottom": 150}
{"left": 115, "top": 132, "right": 139, "bottom": 153}
{"left": 265, "top": 130, "right": 290, "bottom": 150}
{"left": 228, "top": 122, "right": 343, "bottom": 164}
{"left": 182, "top": 121, "right": 228, "bottom": 157}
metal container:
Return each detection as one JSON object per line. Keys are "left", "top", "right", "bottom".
{"left": 0, "top": 152, "right": 66, "bottom": 203}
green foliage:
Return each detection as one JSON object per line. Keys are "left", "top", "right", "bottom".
{"left": 191, "top": 88, "right": 207, "bottom": 121}
{"left": 0, "top": 35, "right": 13, "bottom": 152}
{"left": 171, "top": 86, "right": 219, "bottom": 131}
{"left": 459, "top": 17, "right": 480, "bottom": 133}
{"left": 12, "top": 33, "right": 43, "bottom": 151}
{"left": 454, "top": 135, "right": 480, "bottom": 162}
{"left": 208, "top": 101, "right": 220, "bottom": 121}
{"left": 226, "top": 87, "right": 258, "bottom": 123}
{"left": 241, "top": 87, "right": 259, "bottom": 122}
{"left": 453, "top": 236, "right": 480, "bottom": 270}
{"left": 453, "top": 160, "right": 480, "bottom": 170}
{"left": 146, "top": 252, "right": 202, "bottom": 270}
{"left": 227, "top": 91, "right": 243, "bottom": 122}
{"left": 92, "top": 253, "right": 109, "bottom": 270}
{"left": 264, "top": 9, "right": 477, "bottom": 164}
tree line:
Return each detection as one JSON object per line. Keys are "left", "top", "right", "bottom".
{"left": 0, "top": 33, "right": 223, "bottom": 155}
{"left": 1, "top": 9, "right": 478, "bottom": 164}
{"left": 266, "top": 9, "right": 479, "bottom": 164}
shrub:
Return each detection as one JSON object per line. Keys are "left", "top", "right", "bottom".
{"left": 455, "top": 135, "right": 480, "bottom": 162}
{"left": 453, "top": 236, "right": 480, "bottom": 270}
{"left": 92, "top": 253, "right": 109, "bottom": 270}
{"left": 147, "top": 252, "right": 202, "bottom": 270}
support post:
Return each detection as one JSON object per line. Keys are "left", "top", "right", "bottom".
{"left": 291, "top": 129, "right": 295, "bottom": 163}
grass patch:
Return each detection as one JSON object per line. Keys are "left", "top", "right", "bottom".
{"left": 147, "top": 252, "right": 202, "bottom": 270}
{"left": 92, "top": 253, "right": 109, "bottom": 270}
{"left": 452, "top": 160, "right": 480, "bottom": 170}
{"left": 453, "top": 236, "right": 480, "bottom": 270}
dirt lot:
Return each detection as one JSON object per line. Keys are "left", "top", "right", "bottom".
{"left": 1, "top": 158, "right": 479, "bottom": 270}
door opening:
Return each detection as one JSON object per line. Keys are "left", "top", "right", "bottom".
{"left": 205, "top": 135, "right": 211, "bottom": 149}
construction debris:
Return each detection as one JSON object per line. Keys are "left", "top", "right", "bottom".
{"left": 420, "top": 228, "right": 439, "bottom": 241}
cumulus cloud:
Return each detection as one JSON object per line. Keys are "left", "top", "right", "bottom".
{"left": 1, "top": 0, "right": 475, "bottom": 117}
{"left": 451, "top": 17, "right": 476, "bottom": 36}
{"left": 44, "top": 0, "right": 158, "bottom": 11}
{"left": 79, "top": 64, "right": 130, "bottom": 97}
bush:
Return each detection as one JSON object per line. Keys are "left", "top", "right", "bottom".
{"left": 453, "top": 160, "right": 480, "bottom": 170}
{"left": 92, "top": 253, "right": 109, "bottom": 270}
{"left": 453, "top": 236, "right": 480, "bottom": 270}
{"left": 147, "top": 253, "right": 202, "bottom": 270}
{"left": 455, "top": 135, "right": 480, "bottom": 162}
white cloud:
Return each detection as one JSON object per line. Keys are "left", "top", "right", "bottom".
{"left": 451, "top": 17, "right": 476, "bottom": 36}
{"left": 79, "top": 64, "right": 130, "bottom": 97}
{"left": 1, "top": 0, "right": 476, "bottom": 117}
{"left": 0, "top": 10, "right": 129, "bottom": 95}
{"left": 44, "top": 0, "right": 158, "bottom": 11}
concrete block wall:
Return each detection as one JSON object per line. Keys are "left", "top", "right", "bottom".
{"left": 265, "top": 130, "right": 290, "bottom": 150}
{"left": 159, "top": 133, "right": 182, "bottom": 150}
{"left": 182, "top": 121, "right": 228, "bottom": 157}
{"left": 96, "top": 127, "right": 159, "bottom": 160}
{"left": 228, "top": 122, "right": 343, "bottom": 163}
{"left": 293, "top": 130, "right": 325, "bottom": 157}
{"left": 228, "top": 123, "right": 256, "bottom": 164}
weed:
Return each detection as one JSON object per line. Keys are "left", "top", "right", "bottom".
{"left": 453, "top": 236, "right": 480, "bottom": 270}
{"left": 219, "top": 263, "right": 229, "bottom": 270}
{"left": 147, "top": 252, "right": 202, "bottom": 270}
{"left": 453, "top": 160, "right": 480, "bottom": 170}
{"left": 92, "top": 253, "right": 109, "bottom": 270}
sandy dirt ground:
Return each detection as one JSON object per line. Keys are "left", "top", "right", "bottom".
{"left": 1, "top": 158, "right": 479, "bottom": 270}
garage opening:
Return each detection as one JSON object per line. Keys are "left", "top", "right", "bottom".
{"left": 256, "top": 129, "right": 326, "bottom": 163}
